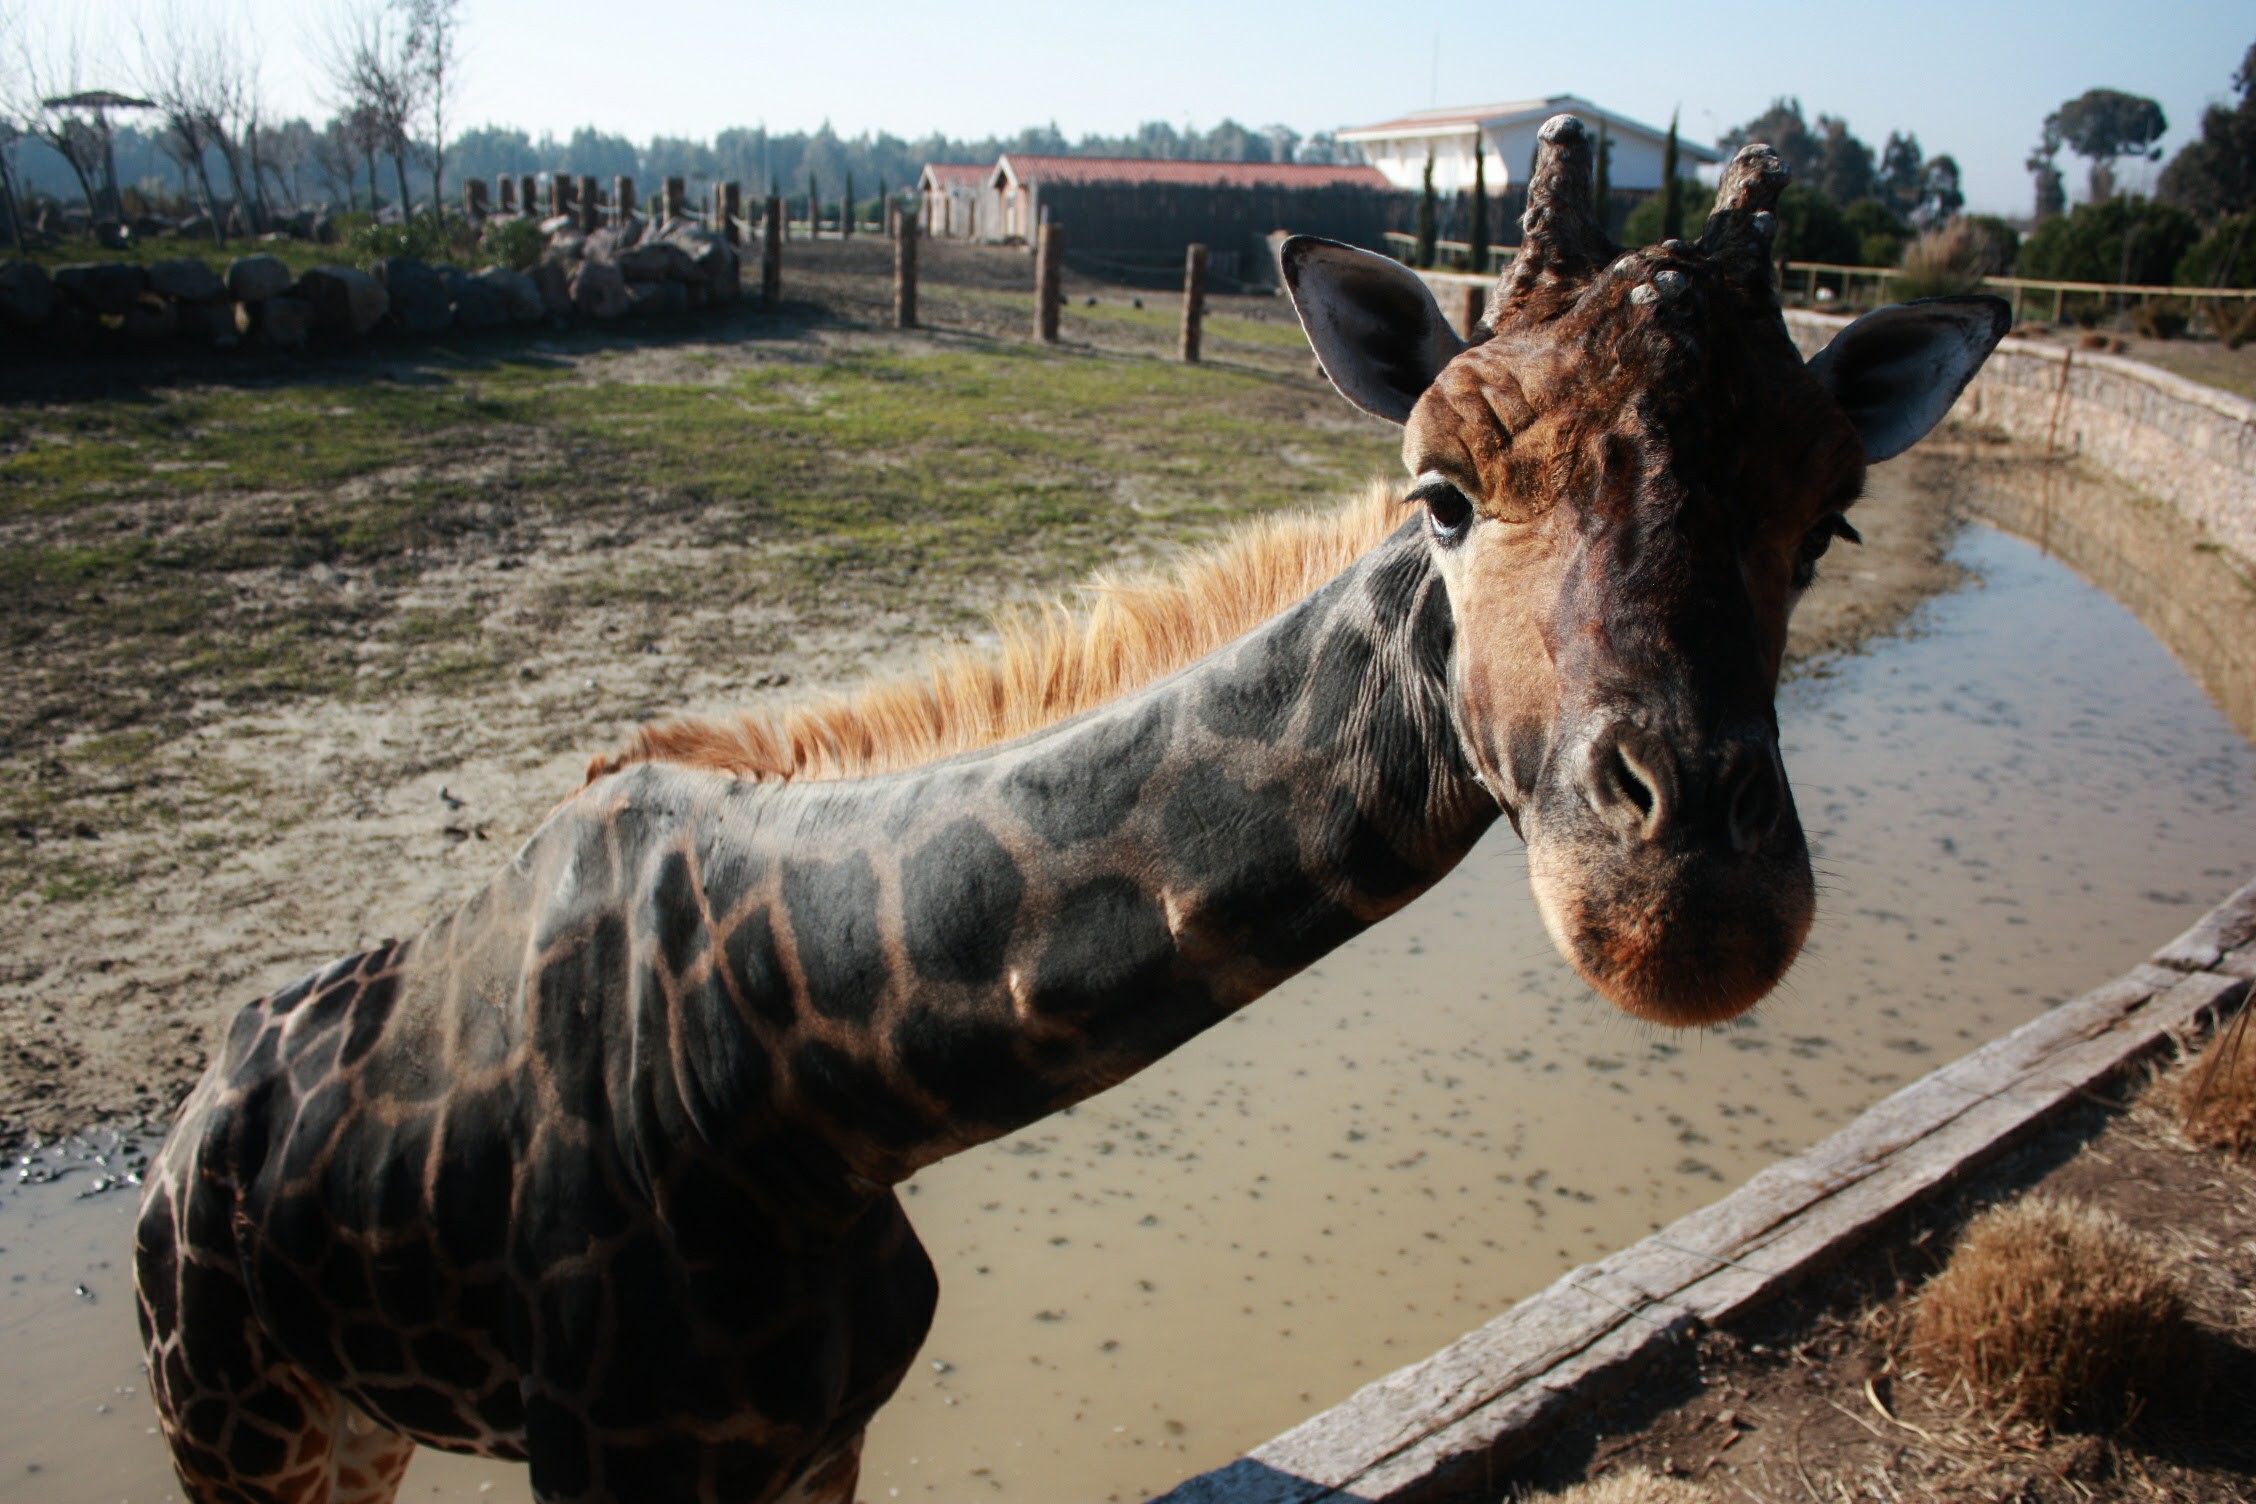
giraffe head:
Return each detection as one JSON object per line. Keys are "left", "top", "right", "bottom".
{"left": 1282, "top": 116, "right": 2008, "bottom": 1028}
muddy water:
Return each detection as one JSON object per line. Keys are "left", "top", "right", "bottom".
{"left": 7, "top": 501, "right": 2255, "bottom": 1503}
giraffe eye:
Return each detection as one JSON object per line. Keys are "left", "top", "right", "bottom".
{"left": 1411, "top": 474, "right": 1475, "bottom": 547}
{"left": 1792, "top": 513, "right": 1860, "bottom": 589}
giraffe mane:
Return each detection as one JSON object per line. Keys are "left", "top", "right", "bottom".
{"left": 585, "top": 480, "right": 1407, "bottom": 786}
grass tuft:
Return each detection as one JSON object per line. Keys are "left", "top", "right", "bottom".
{"left": 1903, "top": 1194, "right": 2198, "bottom": 1432}
{"left": 1528, "top": 1469, "right": 1716, "bottom": 1503}
{"left": 2165, "top": 1006, "right": 2256, "bottom": 1160}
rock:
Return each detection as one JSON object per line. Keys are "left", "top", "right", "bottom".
{"left": 293, "top": 265, "right": 388, "bottom": 336}
{"left": 251, "top": 295, "right": 312, "bottom": 349}
{"left": 146, "top": 257, "right": 228, "bottom": 304}
{"left": 373, "top": 256, "right": 453, "bottom": 333}
{"left": 618, "top": 240, "right": 699, "bottom": 284}
{"left": 529, "top": 259, "right": 572, "bottom": 319}
{"left": 226, "top": 253, "right": 293, "bottom": 303}
{"left": 473, "top": 266, "right": 544, "bottom": 323}
{"left": 121, "top": 294, "right": 177, "bottom": 342}
{"left": 176, "top": 299, "right": 242, "bottom": 347}
{"left": 582, "top": 226, "right": 628, "bottom": 263}
{"left": 568, "top": 258, "right": 630, "bottom": 319}
{"left": 539, "top": 213, "right": 577, "bottom": 238}
{"left": 53, "top": 261, "right": 149, "bottom": 316}
{"left": 624, "top": 280, "right": 691, "bottom": 317}
{"left": 0, "top": 260, "right": 55, "bottom": 328}
{"left": 545, "top": 227, "right": 587, "bottom": 263}
{"left": 660, "top": 225, "right": 741, "bottom": 299}
{"left": 452, "top": 274, "right": 512, "bottom": 328}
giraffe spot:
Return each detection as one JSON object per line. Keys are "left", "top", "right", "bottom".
{"left": 720, "top": 905, "right": 794, "bottom": 1032}
{"left": 524, "top": 1394, "right": 595, "bottom": 1499}
{"left": 1197, "top": 598, "right": 1320, "bottom": 744}
{"left": 892, "top": 1011, "right": 1054, "bottom": 1129}
{"left": 315, "top": 1246, "right": 373, "bottom": 1311}
{"left": 432, "top": 1104, "right": 515, "bottom": 1269}
{"left": 361, "top": 1381, "right": 477, "bottom": 1440}
{"left": 1303, "top": 625, "right": 1379, "bottom": 752}
{"left": 789, "top": 1038, "right": 932, "bottom": 1150}
{"left": 1320, "top": 789, "right": 1424, "bottom": 902}
{"left": 475, "top": 1381, "right": 526, "bottom": 1438}
{"left": 411, "top": 1329, "right": 489, "bottom": 1391}
{"left": 901, "top": 818, "right": 1025, "bottom": 987}
{"left": 278, "top": 1077, "right": 352, "bottom": 1186}
{"left": 343, "top": 1321, "right": 406, "bottom": 1374}
{"left": 532, "top": 912, "right": 630, "bottom": 1123}
{"left": 665, "top": 959, "right": 772, "bottom": 1148}
{"left": 530, "top": 1270, "right": 605, "bottom": 1392}
{"left": 1029, "top": 878, "right": 1176, "bottom": 1022}
{"left": 285, "top": 1025, "right": 345, "bottom": 1097}
{"left": 602, "top": 1437, "right": 704, "bottom": 1497}
{"left": 779, "top": 851, "right": 887, "bottom": 1025}
{"left": 176, "top": 1259, "right": 257, "bottom": 1388}
{"left": 1366, "top": 674, "right": 1437, "bottom": 817}
{"left": 224, "top": 1417, "right": 290, "bottom": 1478}
{"left": 644, "top": 850, "right": 709, "bottom": 982}
{"left": 339, "top": 970, "right": 400, "bottom": 1069}
{"left": 1002, "top": 697, "right": 1173, "bottom": 847}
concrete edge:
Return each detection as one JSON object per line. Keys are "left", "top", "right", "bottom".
{"left": 1150, "top": 882, "right": 2256, "bottom": 1504}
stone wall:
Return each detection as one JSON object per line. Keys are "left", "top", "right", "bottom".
{"left": 1786, "top": 310, "right": 2256, "bottom": 569}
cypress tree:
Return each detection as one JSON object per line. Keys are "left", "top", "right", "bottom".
{"left": 1468, "top": 139, "right": 1489, "bottom": 273}
{"left": 1594, "top": 120, "right": 1612, "bottom": 232}
{"left": 1415, "top": 149, "right": 1438, "bottom": 268}
{"left": 1661, "top": 109, "right": 1683, "bottom": 240}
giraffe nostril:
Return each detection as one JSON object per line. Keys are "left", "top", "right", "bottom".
{"left": 1723, "top": 741, "right": 1784, "bottom": 853}
{"left": 1580, "top": 727, "right": 1674, "bottom": 840}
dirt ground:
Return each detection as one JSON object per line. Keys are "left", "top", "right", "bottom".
{"left": 0, "top": 241, "right": 1972, "bottom": 1146}
{"left": 1502, "top": 1040, "right": 2256, "bottom": 1504}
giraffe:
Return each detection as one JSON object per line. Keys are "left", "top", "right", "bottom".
{"left": 134, "top": 117, "right": 2008, "bottom": 1504}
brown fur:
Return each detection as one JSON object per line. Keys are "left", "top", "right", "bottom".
{"left": 587, "top": 482, "right": 1405, "bottom": 785}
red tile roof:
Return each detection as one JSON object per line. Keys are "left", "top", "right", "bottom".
{"left": 920, "top": 163, "right": 991, "bottom": 189}
{"left": 994, "top": 155, "right": 1391, "bottom": 191}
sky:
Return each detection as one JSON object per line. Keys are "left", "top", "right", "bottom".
{"left": 28, "top": 0, "right": 2254, "bottom": 217}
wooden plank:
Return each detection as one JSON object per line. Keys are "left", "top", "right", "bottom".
{"left": 1149, "top": 942, "right": 2251, "bottom": 1504}
{"left": 2153, "top": 875, "right": 2256, "bottom": 972}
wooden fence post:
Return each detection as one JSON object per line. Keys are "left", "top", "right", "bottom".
{"left": 615, "top": 176, "right": 636, "bottom": 224}
{"left": 521, "top": 176, "right": 538, "bottom": 219}
{"left": 662, "top": 177, "right": 685, "bottom": 225}
{"left": 548, "top": 174, "right": 569, "bottom": 221}
{"left": 761, "top": 194, "right": 782, "bottom": 310}
{"left": 720, "top": 182, "right": 742, "bottom": 245}
{"left": 895, "top": 211, "right": 918, "bottom": 329}
{"left": 1459, "top": 283, "right": 1483, "bottom": 340}
{"left": 497, "top": 176, "right": 515, "bottom": 214}
{"left": 1179, "top": 242, "right": 1207, "bottom": 363}
{"left": 577, "top": 175, "right": 599, "bottom": 233}
{"left": 1034, "top": 222, "right": 1063, "bottom": 343}
{"left": 464, "top": 177, "right": 487, "bottom": 222}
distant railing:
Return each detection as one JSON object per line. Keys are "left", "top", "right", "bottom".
{"left": 1382, "top": 235, "right": 2256, "bottom": 325}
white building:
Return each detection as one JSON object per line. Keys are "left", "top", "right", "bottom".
{"left": 1338, "top": 94, "right": 1722, "bottom": 196}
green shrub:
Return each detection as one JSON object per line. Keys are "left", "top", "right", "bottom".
{"left": 2130, "top": 297, "right": 2189, "bottom": 339}
{"left": 478, "top": 216, "right": 545, "bottom": 272}
{"left": 1842, "top": 198, "right": 1909, "bottom": 267}
{"left": 1957, "top": 215, "right": 2022, "bottom": 278}
{"left": 344, "top": 212, "right": 477, "bottom": 268}
{"left": 2019, "top": 197, "right": 2200, "bottom": 286}
{"left": 2175, "top": 209, "right": 2256, "bottom": 289}
{"left": 1621, "top": 184, "right": 1714, "bottom": 246}
{"left": 1773, "top": 184, "right": 1859, "bottom": 266}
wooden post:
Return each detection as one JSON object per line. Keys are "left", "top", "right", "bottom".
{"left": 548, "top": 174, "right": 569, "bottom": 220}
{"left": 615, "top": 176, "right": 636, "bottom": 224}
{"left": 720, "top": 181, "right": 742, "bottom": 245}
{"left": 1033, "top": 221, "right": 1063, "bottom": 343}
{"left": 1179, "top": 242, "right": 1207, "bottom": 362}
{"left": 497, "top": 175, "right": 516, "bottom": 214}
{"left": 521, "top": 176, "right": 538, "bottom": 219}
{"left": 761, "top": 194, "right": 782, "bottom": 310}
{"left": 1458, "top": 283, "right": 1483, "bottom": 340}
{"left": 577, "top": 175, "right": 599, "bottom": 233}
{"left": 464, "top": 177, "right": 487, "bottom": 222}
{"left": 894, "top": 211, "right": 918, "bottom": 329}
{"left": 662, "top": 176, "right": 685, "bottom": 225}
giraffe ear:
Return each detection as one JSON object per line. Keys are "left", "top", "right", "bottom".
{"left": 1806, "top": 296, "right": 2012, "bottom": 462}
{"left": 1280, "top": 235, "right": 1467, "bottom": 425}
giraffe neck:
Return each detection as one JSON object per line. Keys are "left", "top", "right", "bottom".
{"left": 713, "top": 515, "right": 1501, "bottom": 1180}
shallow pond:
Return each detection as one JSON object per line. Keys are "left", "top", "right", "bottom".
{"left": 5, "top": 501, "right": 2254, "bottom": 1503}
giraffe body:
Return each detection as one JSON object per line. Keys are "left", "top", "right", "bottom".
{"left": 138, "top": 117, "right": 2011, "bottom": 1502}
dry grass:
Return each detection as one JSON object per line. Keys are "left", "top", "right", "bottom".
{"left": 1526, "top": 1468, "right": 1716, "bottom": 1503}
{"left": 1903, "top": 1194, "right": 2199, "bottom": 1432}
{"left": 1893, "top": 219, "right": 1997, "bottom": 301}
{"left": 2165, "top": 1006, "right": 2256, "bottom": 1160}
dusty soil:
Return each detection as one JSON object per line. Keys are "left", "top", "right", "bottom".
{"left": 1502, "top": 1041, "right": 2256, "bottom": 1503}
{"left": 1, "top": 240, "right": 1961, "bottom": 1145}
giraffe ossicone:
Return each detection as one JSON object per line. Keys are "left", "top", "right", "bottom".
{"left": 137, "top": 113, "right": 2008, "bottom": 1503}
